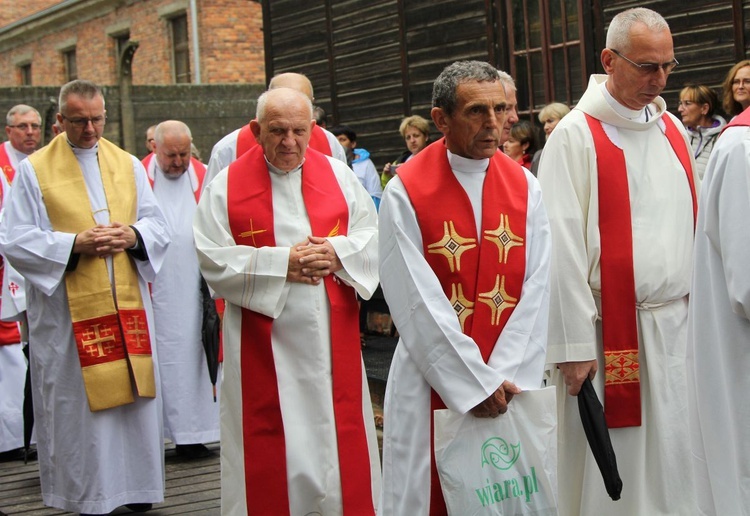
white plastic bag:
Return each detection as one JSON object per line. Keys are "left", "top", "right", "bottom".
{"left": 434, "top": 387, "right": 558, "bottom": 515}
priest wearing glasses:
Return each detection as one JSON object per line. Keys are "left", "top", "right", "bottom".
{"left": 0, "top": 79, "right": 170, "bottom": 515}
{"left": 537, "top": 7, "right": 698, "bottom": 516}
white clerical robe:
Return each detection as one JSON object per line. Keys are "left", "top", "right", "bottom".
{"left": 537, "top": 75, "right": 698, "bottom": 515}
{"left": 193, "top": 155, "right": 381, "bottom": 515}
{"left": 150, "top": 163, "right": 220, "bottom": 445}
{"left": 0, "top": 141, "right": 170, "bottom": 514}
{"left": 0, "top": 167, "right": 26, "bottom": 454}
{"left": 203, "top": 125, "right": 347, "bottom": 189}
{"left": 687, "top": 120, "right": 750, "bottom": 515}
{"left": 377, "top": 150, "right": 551, "bottom": 515}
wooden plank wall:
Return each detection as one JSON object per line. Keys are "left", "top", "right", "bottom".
{"left": 264, "top": 0, "right": 748, "bottom": 166}
{"left": 601, "top": 0, "right": 741, "bottom": 116}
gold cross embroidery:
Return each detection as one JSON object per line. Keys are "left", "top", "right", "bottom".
{"left": 239, "top": 219, "right": 267, "bottom": 247}
{"left": 427, "top": 221, "right": 477, "bottom": 272}
{"left": 125, "top": 315, "right": 149, "bottom": 349}
{"left": 82, "top": 324, "right": 117, "bottom": 358}
{"left": 478, "top": 275, "right": 518, "bottom": 325}
{"left": 484, "top": 213, "right": 524, "bottom": 264}
{"left": 449, "top": 283, "right": 474, "bottom": 332}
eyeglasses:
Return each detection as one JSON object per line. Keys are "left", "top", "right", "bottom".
{"left": 609, "top": 48, "right": 678, "bottom": 75}
{"left": 732, "top": 78, "right": 750, "bottom": 88}
{"left": 7, "top": 123, "right": 41, "bottom": 131}
{"left": 61, "top": 115, "right": 106, "bottom": 128}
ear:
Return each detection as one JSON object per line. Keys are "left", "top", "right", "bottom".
{"left": 522, "top": 141, "right": 530, "bottom": 152}
{"left": 701, "top": 104, "right": 709, "bottom": 115}
{"left": 601, "top": 48, "right": 616, "bottom": 74}
{"left": 431, "top": 107, "right": 449, "bottom": 135}
{"left": 249, "top": 119, "right": 261, "bottom": 139}
{"left": 4, "top": 126, "right": 10, "bottom": 139}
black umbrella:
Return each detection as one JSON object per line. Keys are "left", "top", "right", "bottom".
{"left": 577, "top": 377, "right": 623, "bottom": 500}
{"left": 22, "top": 341, "right": 34, "bottom": 463}
{"left": 200, "top": 278, "right": 221, "bottom": 402}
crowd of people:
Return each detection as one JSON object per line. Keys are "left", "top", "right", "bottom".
{"left": 0, "top": 5, "right": 748, "bottom": 516}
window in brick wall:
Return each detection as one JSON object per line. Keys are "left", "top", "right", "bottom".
{"left": 63, "top": 49, "right": 78, "bottom": 81}
{"left": 170, "top": 14, "right": 191, "bottom": 84}
{"left": 18, "top": 63, "right": 31, "bottom": 86}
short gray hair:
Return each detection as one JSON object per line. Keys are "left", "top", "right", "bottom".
{"left": 432, "top": 61, "right": 501, "bottom": 115}
{"left": 255, "top": 88, "right": 313, "bottom": 123}
{"left": 6, "top": 104, "right": 41, "bottom": 126}
{"left": 154, "top": 120, "right": 192, "bottom": 145}
{"left": 497, "top": 70, "right": 516, "bottom": 93}
{"left": 59, "top": 80, "right": 104, "bottom": 114}
{"left": 606, "top": 8, "right": 670, "bottom": 52}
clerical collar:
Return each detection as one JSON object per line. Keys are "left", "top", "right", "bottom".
{"left": 447, "top": 149, "right": 488, "bottom": 174}
{"left": 599, "top": 81, "right": 652, "bottom": 122}
{"left": 265, "top": 155, "right": 305, "bottom": 175}
{"left": 66, "top": 137, "right": 99, "bottom": 156}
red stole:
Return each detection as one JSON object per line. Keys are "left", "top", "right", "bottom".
{"left": 399, "top": 139, "right": 529, "bottom": 515}
{"left": 585, "top": 113, "right": 696, "bottom": 428}
{"left": 724, "top": 105, "right": 750, "bottom": 129}
{"left": 0, "top": 146, "right": 21, "bottom": 346}
{"left": 141, "top": 153, "right": 206, "bottom": 203}
{"left": 226, "top": 146, "right": 373, "bottom": 515}
{"left": 0, "top": 143, "right": 15, "bottom": 184}
{"left": 236, "top": 123, "right": 333, "bottom": 159}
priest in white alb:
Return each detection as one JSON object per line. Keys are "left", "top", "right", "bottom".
{"left": 537, "top": 8, "right": 698, "bottom": 515}
{"left": 687, "top": 106, "right": 750, "bottom": 516}
{"left": 378, "top": 60, "right": 552, "bottom": 515}
{"left": 145, "top": 120, "right": 220, "bottom": 459}
{"left": 194, "top": 87, "right": 381, "bottom": 515}
{"left": 0, "top": 80, "right": 170, "bottom": 515}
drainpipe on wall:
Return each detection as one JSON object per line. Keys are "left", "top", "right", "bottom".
{"left": 190, "top": 0, "right": 201, "bottom": 84}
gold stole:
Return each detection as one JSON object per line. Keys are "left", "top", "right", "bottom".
{"left": 29, "top": 135, "right": 155, "bottom": 411}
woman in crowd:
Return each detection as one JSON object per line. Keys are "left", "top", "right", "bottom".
{"left": 503, "top": 120, "right": 538, "bottom": 171}
{"left": 537, "top": 102, "right": 570, "bottom": 140}
{"left": 678, "top": 83, "right": 726, "bottom": 179}
{"left": 722, "top": 60, "right": 750, "bottom": 119}
{"left": 381, "top": 115, "right": 430, "bottom": 187}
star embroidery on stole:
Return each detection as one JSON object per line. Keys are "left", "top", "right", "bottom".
{"left": 449, "top": 283, "right": 474, "bottom": 332}
{"left": 478, "top": 275, "right": 518, "bottom": 325}
{"left": 484, "top": 213, "right": 524, "bottom": 264}
{"left": 428, "top": 221, "right": 477, "bottom": 273}
{"left": 238, "top": 219, "right": 267, "bottom": 247}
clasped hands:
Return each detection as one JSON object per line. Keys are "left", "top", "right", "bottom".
{"left": 287, "top": 235, "right": 342, "bottom": 285}
{"left": 73, "top": 222, "right": 137, "bottom": 258}
{"left": 471, "top": 380, "right": 522, "bottom": 418}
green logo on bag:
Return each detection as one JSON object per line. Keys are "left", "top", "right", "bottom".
{"left": 480, "top": 437, "right": 520, "bottom": 471}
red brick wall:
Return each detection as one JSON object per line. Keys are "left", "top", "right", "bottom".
{"left": 0, "top": 0, "right": 264, "bottom": 87}
{"left": 0, "top": 0, "right": 60, "bottom": 28}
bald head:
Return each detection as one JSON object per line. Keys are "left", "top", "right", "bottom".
{"left": 251, "top": 88, "right": 314, "bottom": 172}
{"left": 154, "top": 120, "right": 193, "bottom": 178}
{"left": 268, "top": 72, "right": 314, "bottom": 102}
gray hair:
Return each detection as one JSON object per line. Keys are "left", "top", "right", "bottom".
{"left": 606, "top": 8, "right": 670, "bottom": 52}
{"left": 432, "top": 61, "right": 501, "bottom": 115}
{"left": 497, "top": 70, "right": 516, "bottom": 92}
{"left": 59, "top": 80, "right": 104, "bottom": 115}
{"left": 538, "top": 102, "right": 571, "bottom": 122}
{"left": 154, "top": 120, "right": 192, "bottom": 145}
{"left": 255, "top": 88, "right": 313, "bottom": 123}
{"left": 6, "top": 104, "right": 41, "bottom": 126}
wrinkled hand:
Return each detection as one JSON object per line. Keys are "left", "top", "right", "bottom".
{"left": 471, "top": 380, "right": 522, "bottom": 418}
{"left": 74, "top": 222, "right": 137, "bottom": 258}
{"left": 557, "top": 360, "right": 597, "bottom": 396}
{"left": 286, "top": 236, "right": 342, "bottom": 285}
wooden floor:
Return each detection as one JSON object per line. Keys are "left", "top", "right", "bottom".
{"left": 0, "top": 443, "right": 221, "bottom": 515}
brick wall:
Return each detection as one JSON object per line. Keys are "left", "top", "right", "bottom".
{"left": 0, "top": 0, "right": 264, "bottom": 87}
{"left": 0, "top": 0, "right": 59, "bottom": 28}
